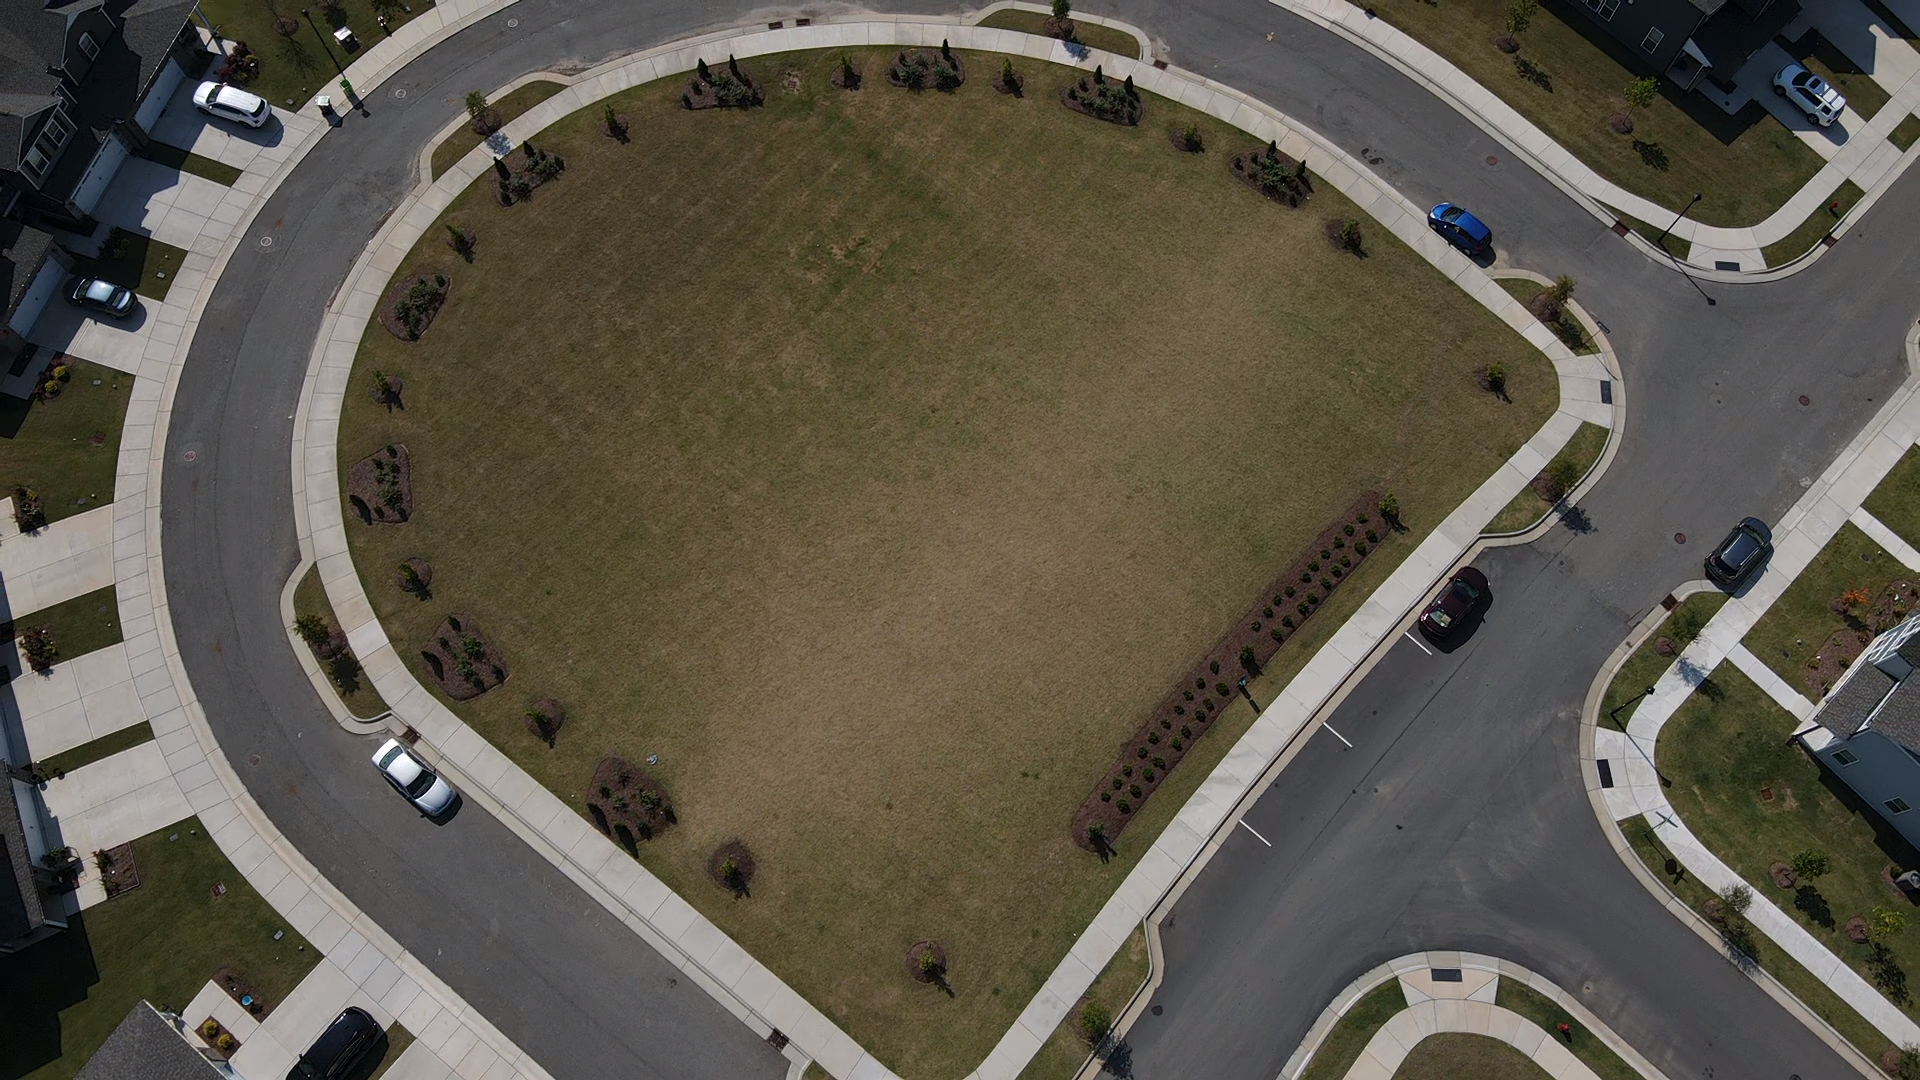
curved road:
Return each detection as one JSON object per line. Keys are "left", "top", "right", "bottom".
{"left": 156, "top": 0, "right": 1920, "bottom": 1078}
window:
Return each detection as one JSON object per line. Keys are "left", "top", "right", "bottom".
{"left": 17, "top": 107, "right": 75, "bottom": 183}
{"left": 1582, "top": 0, "right": 1621, "bottom": 20}
{"left": 77, "top": 31, "right": 99, "bottom": 60}
{"left": 1889, "top": 797, "right": 1912, "bottom": 814}
{"left": 1641, "top": 27, "right": 1665, "bottom": 51}
{"left": 1834, "top": 748, "right": 1859, "bottom": 765}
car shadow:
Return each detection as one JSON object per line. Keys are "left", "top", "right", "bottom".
{"left": 1426, "top": 591, "right": 1494, "bottom": 654}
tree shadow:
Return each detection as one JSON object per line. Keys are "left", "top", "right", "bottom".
{"left": 1556, "top": 502, "right": 1595, "bottom": 534}
{"left": 1096, "top": 1035, "right": 1134, "bottom": 1078}
{"left": 1794, "top": 884, "right": 1835, "bottom": 929}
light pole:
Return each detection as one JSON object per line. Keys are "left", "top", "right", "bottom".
{"left": 1655, "top": 191, "right": 1702, "bottom": 251}
{"left": 302, "top": 8, "right": 344, "bottom": 75}
{"left": 1609, "top": 685, "right": 1656, "bottom": 726}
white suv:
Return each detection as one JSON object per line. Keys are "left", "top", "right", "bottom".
{"left": 1773, "top": 63, "right": 1846, "bottom": 127}
{"left": 192, "top": 80, "right": 271, "bottom": 128}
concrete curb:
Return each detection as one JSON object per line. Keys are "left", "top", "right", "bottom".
{"left": 1273, "top": 951, "right": 1670, "bottom": 1080}
{"left": 296, "top": 18, "right": 1616, "bottom": 1080}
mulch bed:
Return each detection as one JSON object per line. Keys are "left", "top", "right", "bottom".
{"left": 94, "top": 842, "right": 138, "bottom": 898}
{"left": 602, "top": 111, "right": 630, "bottom": 140}
{"left": 586, "top": 756, "right": 676, "bottom": 849}
{"left": 376, "top": 272, "right": 449, "bottom": 341}
{"left": 831, "top": 58, "right": 862, "bottom": 90}
{"left": 490, "top": 144, "right": 563, "bottom": 207}
{"left": 1230, "top": 144, "right": 1313, "bottom": 208}
{"left": 370, "top": 373, "right": 405, "bottom": 407}
{"left": 346, "top": 443, "right": 412, "bottom": 524}
{"left": 1073, "top": 495, "right": 1386, "bottom": 850}
{"left": 1322, "top": 218, "right": 1366, "bottom": 257}
{"left": 418, "top": 613, "right": 507, "bottom": 700}
{"left": 707, "top": 840, "right": 755, "bottom": 896}
{"left": 1800, "top": 580, "right": 1920, "bottom": 696}
{"left": 888, "top": 47, "right": 966, "bottom": 90}
{"left": 683, "top": 58, "right": 764, "bottom": 109}
{"left": 993, "top": 67, "right": 1023, "bottom": 96}
{"left": 469, "top": 108, "right": 501, "bottom": 136}
{"left": 905, "top": 940, "right": 947, "bottom": 982}
{"left": 523, "top": 697, "right": 565, "bottom": 746}
{"left": 1061, "top": 67, "right": 1141, "bottom": 125}
{"left": 213, "top": 966, "right": 274, "bottom": 1019}
{"left": 195, "top": 1019, "right": 240, "bottom": 1059}
{"left": 396, "top": 555, "right": 433, "bottom": 596}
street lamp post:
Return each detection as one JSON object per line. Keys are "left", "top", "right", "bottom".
{"left": 302, "top": 8, "right": 344, "bottom": 76}
{"left": 1655, "top": 191, "right": 1703, "bottom": 250}
{"left": 1609, "top": 685, "right": 1656, "bottom": 726}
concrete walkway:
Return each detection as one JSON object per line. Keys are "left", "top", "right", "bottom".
{"left": 290, "top": 16, "right": 1622, "bottom": 1080}
{"left": 37, "top": 742, "right": 191, "bottom": 909}
{"left": 1586, "top": 329, "right": 1920, "bottom": 1054}
{"left": 1278, "top": 952, "right": 1667, "bottom": 1080}
{"left": 8, "top": 640, "right": 148, "bottom": 761}
{"left": 1265, "top": 0, "right": 1920, "bottom": 272}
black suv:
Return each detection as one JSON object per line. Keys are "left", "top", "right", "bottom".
{"left": 1705, "top": 517, "right": 1772, "bottom": 589}
{"left": 287, "top": 1007, "right": 381, "bottom": 1080}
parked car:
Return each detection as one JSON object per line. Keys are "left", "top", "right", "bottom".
{"left": 1705, "top": 517, "right": 1773, "bottom": 589}
{"left": 1773, "top": 63, "right": 1846, "bottom": 127}
{"left": 193, "top": 80, "right": 272, "bottom": 127}
{"left": 287, "top": 1007, "right": 380, "bottom": 1080}
{"left": 1427, "top": 203, "right": 1492, "bottom": 257}
{"left": 371, "top": 739, "right": 456, "bottom": 817}
{"left": 64, "top": 276, "right": 134, "bottom": 318}
{"left": 1417, "top": 567, "right": 1489, "bottom": 640}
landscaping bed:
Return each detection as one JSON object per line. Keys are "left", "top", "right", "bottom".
{"left": 1230, "top": 143, "right": 1312, "bottom": 207}
{"left": 293, "top": 564, "right": 389, "bottom": 718}
{"left": 0, "top": 361, "right": 126, "bottom": 528}
{"left": 346, "top": 443, "right": 412, "bottom": 524}
{"left": 1743, "top": 523, "right": 1909, "bottom": 698}
{"left": 976, "top": 9, "right": 1142, "bottom": 59}
{"left": 888, "top": 46, "right": 966, "bottom": 91}
{"left": 587, "top": 756, "right": 675, "bottom": 849}
{"left": 685, "top": 57, "right": 765, "bottom": 108}
{"left": 336, "top": 46, "right": 1556, "bottom": 1078}
{"left": 1075, "top": 497, "right": 1386, "bottom": 847}
{"left": 377, "top": 274, "right": 449, "bottom": 341}
{"left": 1061, "top": 67, "right": 1139, "bottom": 125}
{"left": 429, "top": 80, "right": 567, "bottom": 180}
{"left": 418, "top": 613, "right": 505, "bottom": 699}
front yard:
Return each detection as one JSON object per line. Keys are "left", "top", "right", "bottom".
{"left": 1659, "top": 662, "right": 1920, "bottom": 1041}
{"left": 0, "top": 820, "right": 319, "bottom": 1080}
{"left": 1743, "top": 523, "right": 1913, "bottom": 700}
{"left": 194, "top": 0, "right": 433, "bottom": 109}
{"left": 0, "top": 361, "right": 128, "bottom": 527}
{"left": 1863, "top": 444, "right": 1920, "bottom": 548}
{"left": 1367, "top": 0, "right": 1824, "bottom": 226}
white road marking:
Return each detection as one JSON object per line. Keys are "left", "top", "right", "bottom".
{"left": 1403, "top": 631, "right": 1433, "bottom": 655}
{"left": 1238, "top": 819, "right": 1272, "bottom": 846}
{"left": 1321, "top": 722, "right": 1354, "bottom": 749}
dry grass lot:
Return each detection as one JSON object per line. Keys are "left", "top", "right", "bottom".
{"left": 1368, "top": 0, "right": 1823, "bottom": 227}
{"left": 339, "top": 48, "right": 1551, "bottom": 1076}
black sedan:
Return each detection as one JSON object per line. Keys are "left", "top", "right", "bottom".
{"left": 1417, "top": 566, "right": 1489, "bottom": 639}
{"left": 64, "top": 275, "right": 135, "bottom": 318}
{"left": 1705, "top": 517, "right": 1772, "bottom": 589}
{"left": 287, "top": 1007, "right": 381, "bottom": 1080}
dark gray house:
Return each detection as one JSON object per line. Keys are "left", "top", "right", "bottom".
{"left": 1, "top": 770, "right": 68, "bottom": 953}
{"left": 1803, "top": 612, "right": 1920, "bottom": 853}
{"left": 1562, "top": 0, "right": 1801, "bottom": 94}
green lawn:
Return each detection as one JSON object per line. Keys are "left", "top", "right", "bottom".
{"left": 294, "top": 564, "right": 389, "bottom": 718}
{"left": 140, "top": 143, "right": 243, "bottom": 187}
{"left": 428, "top": 80, "right": 568, "bottom": 180}
{"left": 1625, "top": 822, "right": 1892, "bottom": 1061}
{"left": 1743, "top": 522, "right": 1908, "bottom": 699}
{"left": 1368, "top": 0, "right": 1822, "bottom": 226}
{"left": 1013, "top": 926, "right": 1149, "bottom": 1080}
{"left": 1892, "top": 114, "right": 1920, "bottom": 151}
{"left": 194, "top": 0, "right": 433, "bottom": 109}
{"left": 1862, "top": 444, "right": 1920, "bottom": 548}
{"left": 338, "top": 47, "right": 1554, "bottom": 1078}
{"left": 1602, "top": 591, "right": 1726, "bottom": 723}
{"left": 1494, "top": 981, "right": 1639, "bottom": 1080}
{"left": 0, "top": 821, "right": 320, "bottom": 1080}
{"left": 1301, "top": 981, "right": 1406, "bottom": 1080}
{"left": 977, "top": 10, "right": 1141, "bottom": 59}
{"left": 1762, "top": 181, "right": 1864, "bottom": 268}
{"left": 8, "top": 585, "right": 124, "bottom": 664}
{"left": 70, "top": 232, "right": 186, "bottom": 304}
{"left": 0, "top": 362, "right": 127, "bottom": 526}
{"left": 1659, "top": 661, "right": 1920, "bottom": 1037}
{"left": 1486, "top": 422, "right": 1610, "bottom": 534}
{"left": 38, "top": 723, "right": 155, "bottom": 778}
{"left": 1392, "top": 1033, "right": 1549, "bottom": 1079}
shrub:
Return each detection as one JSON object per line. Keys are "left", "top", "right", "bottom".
{"left": 1547, "top": 274, "right": 1576, "bottom": 305}
{"left": 1272, "top": 629, "right": 1284, "bottom": 642}
{"left": 1184, "top": 690, "right": 1194, "bottom": 701}
{"left": 1137, "top": 746, "right": 1148, "bottom": 758}
{"left": 1720, "top": 882, "right": 1752, "bottom": 919}
{"left": 216, "top": 1033, "right": 237, "bottom": 1052}
{"left": 1117, "top": 799, "right": 1131, "bottom": 813}
{"left": 398, "top": 561, "right": 421, "bottom": 586}
{"left": 1100, "top": 791, "right": 1111, "bottom": 802}
{"left": 1160, "top": 718, "right": 1172, "bottom": 729}
{"left": 1180, "top": 726, "right": 1191, "bottom": 738}
{"left": 919, "top": 950, "right": 941, "bottom": 975}
{"left": 1148, "top": 732, "right": 1160, "bottom": 744}
{"left": 1087, "top": 822, "right": 1106, "bottom": 848}
{"left": 1183, "top": 123, "right": 1203, "bottom": 151}
{"left": 1001, "top": 57, "right": 1015, "bottom": 87}
{"left": 1209, "top": 660, "right": 1220, "bottom": 674}
{"left": 1505, "top": 0, "right": 1536, "bottom": 33}
{"left": 1171, "top": 737, "right": 1182, "bottom": 749}
{"left": 1366, "top": 529, "right": 1379, "bottom": 543}
{"left": 1130, "top": 784, "right": 1143, "bottom": 798}
{"left": 1789, "top": 849, "right": 1830, "bottom": 880}
{"left": 1122, "top": 765, "right": 1132, "bottom": 777}
{"left": 1624, "top": 75, "right": 1658, "bottom": 111}
{"left": 464, "top": 90, "right": 489, "bottom": 118}
{"left": 1215, "top": 682, "right": 1229, "bottom": 696}
{"left": 12, "top": 486, "right": 46, "bottom": 532}
{"left": 1485, "top": 363, "right": 1506, "bottom": 394}
{"left": 293, "top": 614, "right": 330, "bottom": 648}
{"left": 1240, "top": 645, "right": 1256, "bottom": 667}
{"left": 1285, "top": 586, "right": 1296, "bottom": 597}
{"left": 1151, "top": 756, "right": 1166, "bottom": 769}
{"left": 200, "top": 1019, "right": 220, "bottom": 1039}
{"left": 1052, "top": 0, "right": 1071, "bottom": 19}
{"left": 1378, "top": 493, "right": 1400, "bottom": 521}
{"left": 1875, "top": 906, "right": 1910, "bottom": 938}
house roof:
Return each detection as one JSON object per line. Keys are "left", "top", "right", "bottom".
{"left": 2, "top": 219, "right": 57, "bottom": 322}
{"left": 75, "top": 1002, "right": 224, "bottom": 1080}
{"left": 118, "top": 0, "right": 195, "bottom": 101}
{"left": 0, "top": 778, "right": 45, "bottom": 946}
{"left": 1818, "top": 662, "right": 1895, "bottom": 738}
{"left": 0, "top": 4, "right": 71, "bottom": 98}
{"left": 1682, "top": 0, "right": 1730, "bottom": 16}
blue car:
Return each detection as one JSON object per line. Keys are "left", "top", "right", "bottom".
{"left": 1427, "top": 203, "right": 1492, "bottom": 257}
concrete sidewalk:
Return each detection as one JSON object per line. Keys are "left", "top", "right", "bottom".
{"left": 0, "top": 502, "right": 116, "bottom": 618}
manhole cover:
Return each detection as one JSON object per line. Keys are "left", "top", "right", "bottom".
{"left": 1485, "top": 155, "right": 1498, "bottom": 166}
{"left": 259, "top": 235, "right": 274, "bottom": 248}
{"left": 1798, "top": 394, "right": 1811, "bottom": 406}
{"left": 507, "top": 17, "right": 518, "bottom": 26}
{"left": 183, "top": 449, "right": 197, "bottom": 462}
{"left": 1151, "top": 1005, "right": 1163, "bottom": 1015}
{"left": 393, "top": 86, "right": 408, "bottom": 99}
{"left": 248, "top": 754, "right": 261, "bottom": 766}
{"left": 1674, "top": 532, "right": 1686, "bottom": 544}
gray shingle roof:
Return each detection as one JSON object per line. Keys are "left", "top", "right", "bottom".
{"left": 0, "top": 778, "right": 45, "bottom": 946}
{"left": 74, "top": 1002, "right": 223, "bottom": 1080}
{"left": 1815, "top": 662, "right": 1894, "bottom": 738}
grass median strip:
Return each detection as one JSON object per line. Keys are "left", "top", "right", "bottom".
{"left": 1014, "top": 926, "right": 1149, "bottom": 1080}
{"left": 139, "top": 143, "right": 243, "bottom": 187}
{"left": 428, "top": 80, "right": 569, "bottom": 180}
{"left": 36, "top": 722, "right": 154, "bottom": 778}
{"left": 0, "top": 820, "right": 320, "bottom": 1080}
{"left": 1605, "top": 208, "right": 1691, "bottom": 262}
{"left": 977, "top": 10, "right": 1141, "bottom": 59}
{"left": 72, "top": 231, "right": 186, "bottom": 303}
{"left": 1494, "top": 980, "right": 1639, "bottom": 1080}
{"left": 6, "top": 585, "right": 124, "bottom": 667}
{"left": 1892, "top": 114, "right": 1920, "bottom": 152}
{"left": 293, "top": 565, "right": 388, "bottom": 718}
{"left": 1602, "top": 591, "right": 1725, "bottom": 721}
{"left": 1300, "top": 980, "right": 1405, "bottom": 1080}
{"left": 0, "top": 360, "right": 126, "bottom": 528}
{"left": 1762, "top": 181, "right": 1863, "bottom": 269}
{"left": 1485, "top": 421, "right": 1610, "bottom": 535}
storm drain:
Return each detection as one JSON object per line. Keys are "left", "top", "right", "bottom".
{"left": 1430, "top": 968, "right": 1463, "bottom": 982}
{"left": 1597, "top": 759, "right": 1614, "bottom": 788}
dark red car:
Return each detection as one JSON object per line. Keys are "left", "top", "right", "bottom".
{"left": 1418, "top": 567, "right": 1489, "bottom": 639}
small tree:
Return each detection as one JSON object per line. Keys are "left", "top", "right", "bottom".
{"left": 1239, "top": 645, "right": 1257, "bottom": 669}
{"left": 1841, "top": 586, "right": 1871, "bottom": 611}
{"left": 1505, "top": 0, "right": 1536, "bottom": 34}
{"left": 463, "top": 90, "right": 488, "bottom": 118}
{"left": 1379, "top": 492, "right": 1400, "bottom": 521}
{"left": 1624, "top": 75, "right": 1659, "bottom": 112}
{"left": 1547, "top": 274, "right": 1576, "bottom": 305}
{"left": 293, "top": 614, "right": 330, "bottom": 648}
{"left": 398, "top": 560, "right": 421, "bottom": 587}
{"left": 728, "top": 53, "right": 743, "bottom": 81}
{"left": 1893, "top": 1044, "right": 1920, "bottom": 1080}
{"left": 1875, "top": 906, "right": 1910, "bottom": 939}
{"left": 1721, "top": 882, "right": 1753, "bottom": 919}
{"left": 847, "top": 54, "right": 862, "bottom": 85}
{"left": 603, "top": 102, "right": 619, "bottom": 131}
{"left": 1182, "top": 123, "right": 1203, "bottom": 151}
{"left": 1087, "top": 822, "right": 1106, "bottom": 850}
{"left": 1485, "top": 362, "right": 1507, "bottom": 395}
{"left": 919, "top": 949, "right": 941, "bottom": 977}
{"left": 1078, "top": 1001, "right": 1112, "bottom": 1044}
{"left": 1789, "top": 849, "right": 1830, "bottom": 880}
{"left": 1052, "top": 0, "right": 1071, "bottom": 20}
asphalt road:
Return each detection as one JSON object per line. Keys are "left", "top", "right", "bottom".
{"left": 153, "top": 0, "right": 1920, "bottom": 1077}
